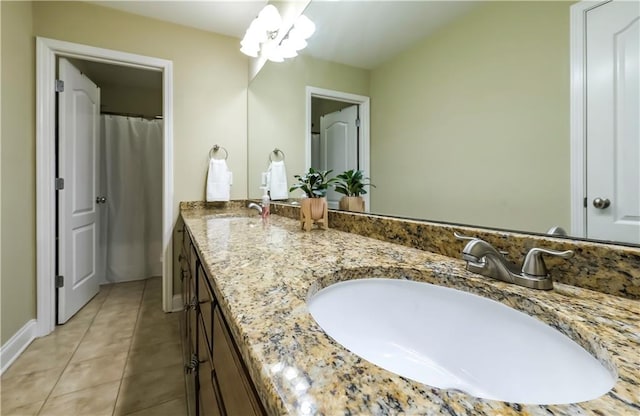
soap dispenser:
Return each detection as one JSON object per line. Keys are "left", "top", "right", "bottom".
{"left": 260, "top": 187, "right": 270, "bottom": 219}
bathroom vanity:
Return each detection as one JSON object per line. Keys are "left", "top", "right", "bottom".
{"left": 179, "top": 202, "right": 639, "bottom": 415}
{"left": 179, "top": 218, "right": 265, "bottom": 416}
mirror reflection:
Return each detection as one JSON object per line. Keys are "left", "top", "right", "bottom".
{"left": 247, "top": 0, "right": 640, "bottom": 245}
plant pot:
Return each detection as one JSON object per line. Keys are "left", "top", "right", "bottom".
{"left": 300, "top": 197, "right": 328, "bottom": 231}
{"left": 339, "top": 196, "right": 365, "bottom": 212}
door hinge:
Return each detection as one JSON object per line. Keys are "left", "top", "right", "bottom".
{"left": 55, "top": 178, "right": 64, "bottom": 190}
{"left": 55, "top": 275, "right": 64, "bottom": 288}
{"left": 55, "top": 79, "right": 64, "bottom": 93}
{"left": 355, "top": 118, "right": 361, "bottom": 127}
{"left": 583, "top": 197, "right": 587, "bottom": 208}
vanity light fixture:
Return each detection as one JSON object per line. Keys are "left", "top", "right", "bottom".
{"left": 240, "top": 5, "right": 316, "bottom": 62}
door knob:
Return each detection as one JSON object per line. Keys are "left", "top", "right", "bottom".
{"left": 96, "top": 196, "right": 106, "bottom": 204}
{"left": 592, "top": 197, "right": 610, "bottom": 209}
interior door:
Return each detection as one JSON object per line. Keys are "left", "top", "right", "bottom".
{"left": 586, "top": 0, "right": 640, "bottom": 244}
{"left": 57, "top": 58, "right": 101, "bottom": 323}
{"left": 320, "top": 105, "right": 358, "bottom": 209}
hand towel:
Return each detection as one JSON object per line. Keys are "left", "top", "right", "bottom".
{"left": 267, "top": 160, "right": 288, "bottom": 200}
{"left": 206, "top": 159, "right": 232, "bottom": 202}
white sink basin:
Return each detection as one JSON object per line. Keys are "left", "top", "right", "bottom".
{"left": 307, "top": 278, "right": 615, "bottom": 405}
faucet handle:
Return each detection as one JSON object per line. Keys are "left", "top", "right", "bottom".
{"left": 454, "top": 232, "right": 477, "bottom": 241}
{"left": 522, "top": 248, "right": 574, "bottom": 277}
{"left": 454, "top": 232, "right": 509, "bottom": 255}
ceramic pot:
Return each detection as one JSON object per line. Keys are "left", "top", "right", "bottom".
{"left": 339, "top": 196, "right": 365, "bottom": 212}
{"left": 300, "top": 197, "right": 328, "bottom": 231}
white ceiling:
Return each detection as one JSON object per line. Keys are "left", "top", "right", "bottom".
{"left": 89, "top": 1, "right": 267, "bottom": 38}
{"left": 304, "top": 1, "right": 480, "bottom": 69}
{"left": 88, "top": 1, "right": 480, "bottom": 70}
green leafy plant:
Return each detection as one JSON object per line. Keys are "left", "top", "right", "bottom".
{"left": 289, "top": 168, "right": 336, "bottom": 198}
{"left": 334, "top": 169, "right": 375, "bottom": 197}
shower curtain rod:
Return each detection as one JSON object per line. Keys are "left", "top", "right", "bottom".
{"left": 101, "top": 110, "right": 163, "bottom": 120}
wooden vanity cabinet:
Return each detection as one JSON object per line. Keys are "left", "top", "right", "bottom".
{"left": 180, "top": 225, "right": 266, "bottom": 416}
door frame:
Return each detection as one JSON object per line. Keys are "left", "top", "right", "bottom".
{"left": 36, "top": 37, "right": 174, "bottom": 337}
{"left": 305, "top": 86, "right": 371, "bottom": 211}
{"left": 569, "top": 0, "right": 609, "bottom": 238}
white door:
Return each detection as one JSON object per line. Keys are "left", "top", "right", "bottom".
{"left": 320, "top": 105, "right": 358, "bottom": 209}
{"left": 57, "top": 58, "right": 101, "bottom": 323}
{"left": 586, "top": 0, "right": 640, "bottom": 244}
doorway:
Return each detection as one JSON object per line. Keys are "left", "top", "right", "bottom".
{"left": 305, "top": 87, "right": 370, "bottom": 211}
{"left": 570, "top": 1, "right": 640, "bottom": 245}
{"left": 56, "top": 57, "right": 164, "bottom": 323}
{"left": 36, "top": 37, "right": 174, "bottom": 337}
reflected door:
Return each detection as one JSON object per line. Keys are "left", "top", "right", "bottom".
{"left": 586, "top": 0, "right": 640, "bottom": 244}
{"left": 320, "top": 105, "right": 358, "bottom": 209}
{"left": 57, "top": 58, "right": 101, "bottom": 323}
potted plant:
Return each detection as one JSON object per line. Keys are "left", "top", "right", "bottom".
{"left": 334, "top": 169, "right": 375, "bottom": 212}
{"left": 289, "top": 168, "right": 335, "bottom": 231}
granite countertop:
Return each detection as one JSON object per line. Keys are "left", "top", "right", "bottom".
{"left": 180, "top": 207, "right": 640, "bottom": 415}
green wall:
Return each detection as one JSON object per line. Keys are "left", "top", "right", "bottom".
{"left": 369, "top": 1, "right": 571, "bottom": 232}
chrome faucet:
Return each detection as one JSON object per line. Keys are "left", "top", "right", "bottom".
{"left": 454, "top": 232, "right": 573, "bottom": 290}
{"left": 247, "top": 202, "right": 263, "bottom": 215}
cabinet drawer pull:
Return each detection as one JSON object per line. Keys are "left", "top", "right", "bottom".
{"left": 184, "top": 354, "right": 199, "bottom": 374}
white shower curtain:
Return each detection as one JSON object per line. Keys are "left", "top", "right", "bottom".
{"left": 100, "top": 115, "right": 163, "bottom": 283}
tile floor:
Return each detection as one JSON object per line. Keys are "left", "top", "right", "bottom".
{"left": 1, "top": 277, "right": 187, "bottom": 416}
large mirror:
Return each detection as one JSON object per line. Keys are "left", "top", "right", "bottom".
{"left": 247, "top": 0, "right": 640, "bottom": 246}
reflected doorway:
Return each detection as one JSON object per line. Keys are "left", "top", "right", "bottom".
{"left": 305, "top": 86, "right": 371, "bottom": 211}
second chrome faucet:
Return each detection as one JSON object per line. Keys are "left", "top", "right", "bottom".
{"left": 454, "top": 232, "right": 573, "bottom": 290}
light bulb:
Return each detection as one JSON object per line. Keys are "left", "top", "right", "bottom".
{"left": 294, "top": 15, "right": 315, "bottom": 39}
{"left": 286, "top": 33, "right": 307, "bottom": 51}
{"left": 279, "top": 40, "right": 298, "bottom": 58}
{"left": 267, "top": 49, "right": 284, "bottom": 62}
{"left": 259, "top": 5, "right": 282, "bottom": 33}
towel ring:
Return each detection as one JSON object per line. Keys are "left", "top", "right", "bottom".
{"left": 209, "top": 145, "right": 228, "bottom": 160}
{"left": 269, "top": 148, "right": 285, "bottom": 162}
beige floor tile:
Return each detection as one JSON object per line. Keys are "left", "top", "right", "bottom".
{"left": 112, "top": 282, "right": 146, "bottom": 291}
{"left": 138, "top": 303, "right": 172, "bottom": 319}
{"left": 24, "top": 327, "right": 84, "bottom": 355}
{"left": 39, "top": 380, "right": 120, "bottom": 416}
{"left": 124, "top": 341, "right": 182, "bottom": 377}
{"left": 121, "top": 396, "right": 187, "bottom": 416}
{"left": 0, "top": 399, "right": 45, "bottom": 416}
{"left": 91, "top": 311, "right": 138, "bottom": 329}
{"left": 51, "top": 352, "right": 127, "bottom": 397}
{"left": 3, "top": 344, "right": 74, "bottom": 377}
{"left": 114, "top": 364, "right": 185, "bottom": 415}
{"left": 52, "top": 318, "right": 92, "bottom": 339}
{"left": 105, "top": 294, "right": 144, "bottom": 303}
{"left": 130, "top": 320, "right": 180, "bottom": 349}
{"left": 98, "top": 300, "right": 142, "bottom": 316}
{"left": 71, "top": 335, "right": 132, "bottom": 362}
{"left": 87, "top": 310, "right": 138, "bottom": 340}
{"left": 0, "top": 367, "right": 64, "bottom": 411}
{"left": 140, "top": 297, "right": 162, "bottom": 309}
{"left": 136, "top": 309, "right": 178, "bottom": 330}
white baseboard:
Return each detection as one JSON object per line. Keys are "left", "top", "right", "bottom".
{"left": 171, "top": 294, "right": 183, "bottom": 312}
{"left": 0, "top": 319, "right": 37, "bottom": 375}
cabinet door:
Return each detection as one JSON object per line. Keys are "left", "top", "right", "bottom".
{"left": 197, "top": 263, "right": 214, "bottom": 356}
{"left": 198, "top": 319, "right": 222, "bottom": 416}
{"left": 212, "top": 307, "right": 264, "bottom": 416}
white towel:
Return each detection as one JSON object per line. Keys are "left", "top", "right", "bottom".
{"left": 266, "top": 160, "right": 288, "bottom": 200}
{"left": 206, "top": 159, "right": 232, "bottom": 202}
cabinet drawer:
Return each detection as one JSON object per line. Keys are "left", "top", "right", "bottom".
{"left": 212, "top": 307, "right": 263, "bottom": 416}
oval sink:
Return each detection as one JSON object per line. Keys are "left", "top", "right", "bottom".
{"left": 307, "top": 278, "right": 615, "bottom": 405}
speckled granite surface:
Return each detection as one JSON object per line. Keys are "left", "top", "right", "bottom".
{"left": 270, "top": 203, "right": 640, "bottom": 300}
{"left": 180, "top": 204, "right": 640, "bottom": 416}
